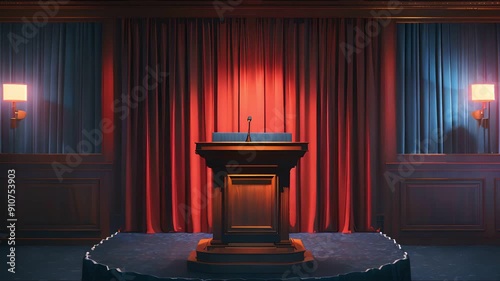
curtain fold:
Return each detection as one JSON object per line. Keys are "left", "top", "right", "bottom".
{"left": 0, "top": 23, "right": 102, "bottom": 153}
{"left": 118, "top": 18, "right": 391, "bottom": 233}
{"left": 397, "top": 23, "right": 500, "bottom": 154}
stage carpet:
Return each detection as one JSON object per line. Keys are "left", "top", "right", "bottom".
{"left": 82, "top": 232, "right": 411, "bottom": 281}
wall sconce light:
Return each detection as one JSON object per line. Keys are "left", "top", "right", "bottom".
{"left": 471, "top": 83, "right": 495, "bottom": 153}
{"left": 3, "top": 84, "right": 27, "bottom": 129}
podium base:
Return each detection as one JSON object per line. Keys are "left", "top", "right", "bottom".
{"left": 187, "top": 238, "right": 314, "bottom": 273}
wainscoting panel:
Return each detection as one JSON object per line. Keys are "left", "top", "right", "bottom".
{"left": 386, "top": 155, "right": 500, "bottom": 244}
{"left": 400, "top": 179, "right": 484, "bottom": 231}
{"left": 16, "top": 178, "right": 100, "bottom": 230}
{"left": 0, "top": 161, "right": 112, "bottom": 241}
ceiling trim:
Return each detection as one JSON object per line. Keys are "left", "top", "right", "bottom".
{"left": 0, "top": 1, "right": 500, "bottom": 21}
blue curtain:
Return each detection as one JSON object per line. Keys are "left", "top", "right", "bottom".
{"left": 397, "top": 24, "right": 500, "bottom": 154}
{"left": 0, "top": 23, "right": 102, "bottom": 153}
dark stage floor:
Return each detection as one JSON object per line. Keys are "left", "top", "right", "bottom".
{"left": 2, "top": 233, "right": 500, "bottom": 281}
{"left": 81, "top": 232, "right": 410, "bottom": 280}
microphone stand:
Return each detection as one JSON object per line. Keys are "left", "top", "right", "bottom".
{"left": 246, "top": 118, "right": 252, "bottom": 142}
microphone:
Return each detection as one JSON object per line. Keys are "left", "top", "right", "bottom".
{"left": 246, "top": 116, "right": 252, "bottom": 142}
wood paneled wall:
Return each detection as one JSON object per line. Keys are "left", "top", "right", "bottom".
{"left": 386, "top": 156, "right": 500, "bottom": 244}
{"left": 0, "top": 162, "right": 112, "bottom": 241}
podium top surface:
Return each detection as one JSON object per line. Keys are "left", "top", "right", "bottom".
{"left": 195, "top": 141, "right": 308, "bottom": 163}
{"left": 195, "top": 142, "right": 308, "bottom": 152}
{"left": 198, "top": 134, "right": 307, "bottom": 166}
{"left": 195, "top": 141, "right": 308, "bottom": 168}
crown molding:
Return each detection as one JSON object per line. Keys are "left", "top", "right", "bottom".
{"left": 0, "top": 1, "right": 500, "bottom": 21}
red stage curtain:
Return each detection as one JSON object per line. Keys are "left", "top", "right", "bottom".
{"left": 117, "top": 18, "right": 395, "bottom": 233}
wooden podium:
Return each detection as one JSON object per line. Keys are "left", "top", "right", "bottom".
{"left": 188, "top": 134, "right": 313, "bottom": 273}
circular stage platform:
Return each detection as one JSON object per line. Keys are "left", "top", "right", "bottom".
{"left": 82, "top": 232, "right": 411, "bottom": 281}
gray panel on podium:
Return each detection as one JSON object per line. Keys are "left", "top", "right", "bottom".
{"left": 212, "top": 133, "right": 292, "bottom": 142}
